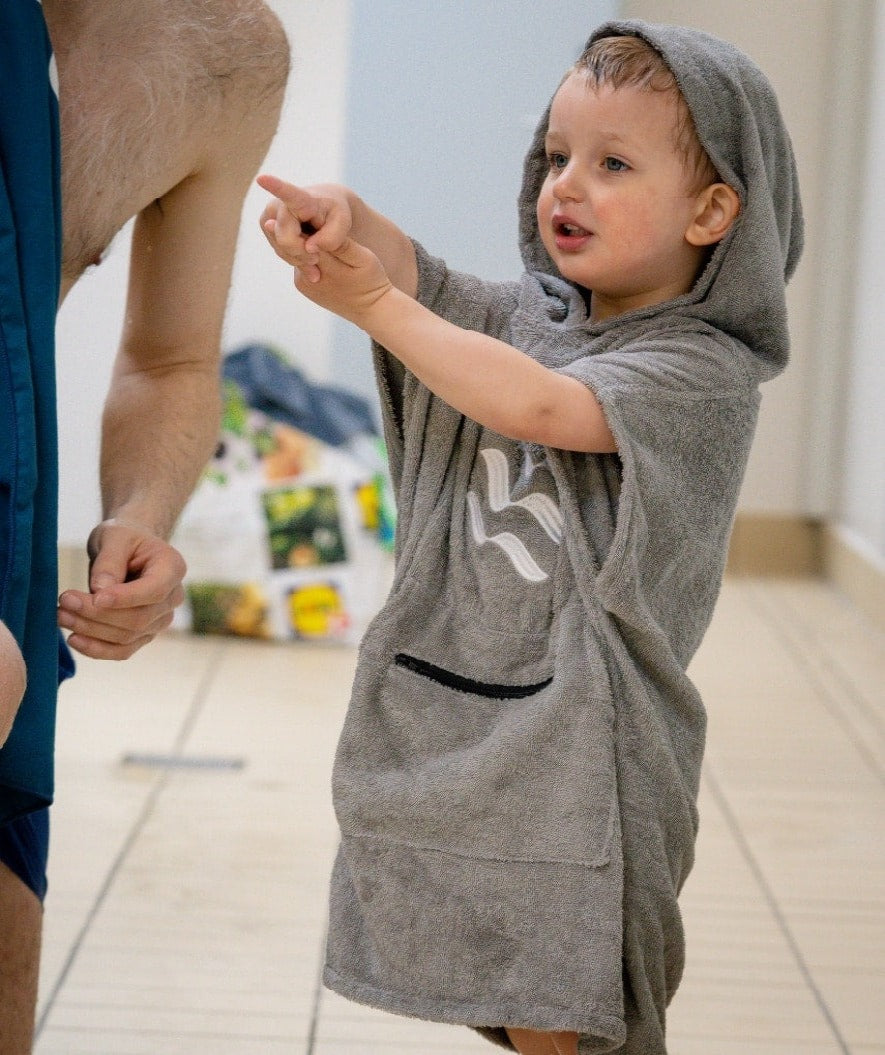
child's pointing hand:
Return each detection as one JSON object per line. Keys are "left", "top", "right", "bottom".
{"left": 257, "top": 174, "right": 354, "bottom": 283}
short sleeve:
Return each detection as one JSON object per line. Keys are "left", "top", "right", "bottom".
{"left": 560, "top": 333, "right": 760, "bottom": 660}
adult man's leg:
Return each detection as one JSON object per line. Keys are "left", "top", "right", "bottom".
{"left": 0, "top": 865, "right": 42, "bottom": 1055}
{"left": 0, "top": 809, "right": 50, "bottom": 1054}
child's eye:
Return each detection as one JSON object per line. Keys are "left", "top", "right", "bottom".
{"left": 547, "top": 152, "right": 568, "bottom": 171}
{"left": 604, "top": 157, "right": 629, "bottom": 173}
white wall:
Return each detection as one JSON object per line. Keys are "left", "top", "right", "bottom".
{"left": 56, "top": 0, "right": 351, "bottom": 543}
{"left": 836, "top": 2, "right": 885, "bottom": 568}
{"left": 330, "top": 0, "right": 615, "bottom": 403}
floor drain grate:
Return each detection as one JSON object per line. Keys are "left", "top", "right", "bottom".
{"left": 120, "top": 753, "right": 246, "bottom": 771}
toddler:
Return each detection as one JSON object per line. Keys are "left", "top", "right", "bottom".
{"left": 259, "top": 19, "right": 802, "bottom": 1055}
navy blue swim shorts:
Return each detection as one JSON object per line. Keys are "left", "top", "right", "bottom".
{"left": 0, "top": 1, "right": 64, "bottom": 888}
{"left": 0, "top": 808, "right": 49, "bottom": 901}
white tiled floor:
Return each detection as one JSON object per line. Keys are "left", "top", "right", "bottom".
{"left": 35, "top": 577, "right": 884, "bottom": 1054}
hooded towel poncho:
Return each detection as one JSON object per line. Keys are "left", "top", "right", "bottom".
{"left": 323, "top": 20, "right": 803, "bottom": 1054}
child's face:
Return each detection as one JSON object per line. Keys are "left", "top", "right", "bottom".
{"left": 537, "top": 73, "right": 709, "bottom": 321}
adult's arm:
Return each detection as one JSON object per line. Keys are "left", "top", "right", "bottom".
{"left": 58, "top": 23, "right": 289, "bottom": 660}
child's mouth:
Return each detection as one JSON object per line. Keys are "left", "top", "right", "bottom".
{"left": 553, "top": 220, "right": 591, "bottom": 249}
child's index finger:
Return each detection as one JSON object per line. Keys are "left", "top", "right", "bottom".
{"left": 256, "top": 172, "right": 295, "bottom": 198}
{"left": 258, "top": 175, "right": 324, "bottom": 234}
{"left": 256, "top": 173, "right": 311, "bottom": 214}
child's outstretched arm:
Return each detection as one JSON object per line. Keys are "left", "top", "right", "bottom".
{"left": 259, "top": 180, "right": 616, "bottom": 454}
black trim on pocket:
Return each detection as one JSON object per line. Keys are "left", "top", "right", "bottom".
{"left": 394, "top": 653, "right": 553, "bottom": 700}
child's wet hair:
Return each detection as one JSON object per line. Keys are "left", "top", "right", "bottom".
{"left": 574, "top": 34, "right": 719, "bottom": 192}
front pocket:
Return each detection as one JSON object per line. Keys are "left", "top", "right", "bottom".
{"left": 394, "top": 653, "right": 553, "bottom": 700}
{"left": 333, "top": 654, "right": 616, "bottom": 867}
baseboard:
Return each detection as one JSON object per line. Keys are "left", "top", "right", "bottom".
{"left": 726, "top": 514, "right": 824, "bottom": 577}
{"left": 821, "top": 525, "right": 885, "bottom": 631}
{"left": 60, "top": 521, "right": 829, "bottom": 585}
{"left": 60, "top": 520, "right": 884, "bottom": 630}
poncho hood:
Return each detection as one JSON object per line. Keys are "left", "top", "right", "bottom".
{"left": 519, "top": 19, "right": 804, "bottom": 376}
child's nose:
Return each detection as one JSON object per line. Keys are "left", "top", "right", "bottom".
{"left": 553, "top": 167, "right": 582, "bottom": 202}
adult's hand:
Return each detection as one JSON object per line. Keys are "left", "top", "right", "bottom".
{"left": 57, "top": 519, "right": 186, "bottom": 660}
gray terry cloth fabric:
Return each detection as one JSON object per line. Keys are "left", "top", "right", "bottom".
{"left": 323, "top": 19, "right": 803, "bottom": 1054}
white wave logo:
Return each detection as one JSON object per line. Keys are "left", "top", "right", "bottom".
{"left": 481, "top": 449, "right": 563, "bottom": 543}
{"left": 467, "top": 448, "right": 562, "bottom": 583}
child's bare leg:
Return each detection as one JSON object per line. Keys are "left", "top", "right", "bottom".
{"left": 505, "top": 1027, "right": 579, "bottom": 1054}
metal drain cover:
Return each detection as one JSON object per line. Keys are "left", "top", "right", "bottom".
{"left": 121, "top": 753, "right": 246, "bottom": 771}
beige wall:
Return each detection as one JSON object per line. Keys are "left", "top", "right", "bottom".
{"left": 621, "top": 0, "right": 872, "bottom": 520}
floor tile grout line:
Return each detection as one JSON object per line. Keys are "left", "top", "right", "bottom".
{"left": 822, "top": 575, "right": 885, "bottom": 641}
{"left": 746, "top": 582, "right": 885, "bottom": 785}
{"left": 305, "top": 918, "right": 329, "bottom": 1054}
{"left": 168, "top": 640, "right": 230, "bottom": 756}
{"left": 35, "top": 771, "right": 168, "bottom": 1038}
{"left": 773, "top": 584, "right": 885, "bottom": 735}
{"left": 702, "top": 766, "right": 852, "bottom": 1055}
{"left": 35, "top": 639, "right": 228, "bottom": 1039}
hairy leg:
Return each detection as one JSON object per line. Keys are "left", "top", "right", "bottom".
{"left": 506, "top": 1027, "right": 579, "bottom": 1055}
{"left": 0, "top": 863, "right": 42, "bottom": 1055}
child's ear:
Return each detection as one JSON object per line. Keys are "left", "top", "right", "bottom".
{"left": 686, "top": 183, "right": 741, "bottom": 247}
